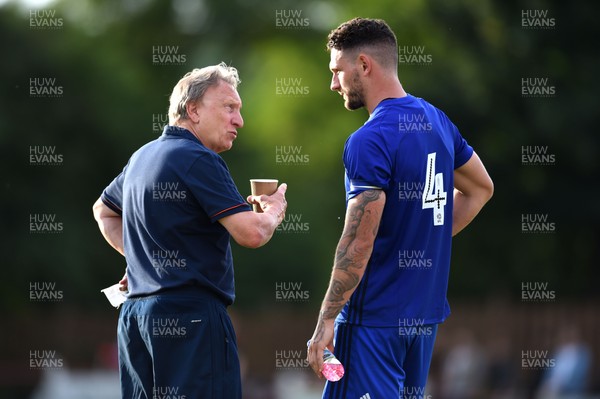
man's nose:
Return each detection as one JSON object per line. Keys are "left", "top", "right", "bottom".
{"left": 330, "top": 74, "right": 340, "bottom": 92}
{"left": 233, "top": 111, "right": 244, "bottom": 128}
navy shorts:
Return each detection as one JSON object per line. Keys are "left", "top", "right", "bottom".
{"left": 117, "top": 286, "right": 241, "bottom": 399}
{"left": 323, "top": 321, "right": 438, "bottom": 399}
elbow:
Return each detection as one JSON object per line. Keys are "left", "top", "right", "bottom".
{"left": 484, "top": 178, "right": 494, "bottom": 203}
{"left": 234, "top": 229, "right": 269, "bottom": 249}
{"left": 92, "top": 198, "right": 103, "bottom": 222}
{"left": 471, "top": 179, "right": 494, "bottom": 213}
{"left": 223, "top": 212, "right": 275, "bottom": 249}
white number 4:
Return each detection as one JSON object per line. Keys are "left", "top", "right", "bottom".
{"left": 422, "top": 152, "right": 447, "bottom": 226}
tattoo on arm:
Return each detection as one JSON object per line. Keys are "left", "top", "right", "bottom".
{"left": 318, "top": 190, "right": 384, "bottom": 323}
{"left": 313, "top": 313, "right": 325, "bottom": 343}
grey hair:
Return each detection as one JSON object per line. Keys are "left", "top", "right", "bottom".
{"left": 168, "top": 62, "right": 241, "bottom": 124}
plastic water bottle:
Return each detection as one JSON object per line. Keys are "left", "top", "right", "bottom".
{"left": 307, "top": 341, "right": 345, "bottom": 382}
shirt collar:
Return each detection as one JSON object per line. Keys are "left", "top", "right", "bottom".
{"left": 161, "top": 125, "right": 203, "bottom": 145}
{"left": 369, "top": 94, "right": 416, "bottom": 120}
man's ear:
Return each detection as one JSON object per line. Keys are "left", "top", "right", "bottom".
{"left": 186, "top": 99, "right": 202, "bottom": 123}
{"left": 357, "top": 54, "right": 372, "bottom": 76}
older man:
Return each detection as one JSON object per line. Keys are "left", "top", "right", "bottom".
{"left": 93, "top": 63, "right": 287, "bottom": 399}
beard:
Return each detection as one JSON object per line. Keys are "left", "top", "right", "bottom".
{"left": 344, "top": 72, "right": 365, "bottom": 110}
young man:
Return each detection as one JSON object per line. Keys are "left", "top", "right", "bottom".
{"left": 93, "top": 63, "right": 287, "bottom": 399}
{"left": 307, "top": 18, "right": 493, "bottom": 398}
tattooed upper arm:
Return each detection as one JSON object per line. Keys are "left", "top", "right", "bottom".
{"left": 337, "top": 189, "right": 386, "bottom": 267}
{"left": 320, "top": 189, "right": 386, "bottom": 319}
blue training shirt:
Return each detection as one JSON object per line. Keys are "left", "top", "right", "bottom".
{"left": 338, "top": 95, "right": 473, "bottom": 327}
{"left": 101, "top": 125, "right": 251, "bottom": 305}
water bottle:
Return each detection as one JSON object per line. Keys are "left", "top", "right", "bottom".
{"left": 307, "top": 340, "right": 345, "bottom": 382}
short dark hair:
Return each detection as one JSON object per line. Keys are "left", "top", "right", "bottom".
{"left": 327, "top": 18, "right": 398, "bottom": 70}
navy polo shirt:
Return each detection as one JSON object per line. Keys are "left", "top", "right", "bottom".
{"left": 101, "top": 125, "right": 251, "bottom": 304}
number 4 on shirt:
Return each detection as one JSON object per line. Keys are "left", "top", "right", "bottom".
{"left": 422, "top": 152, "right": 447, "bottom": 226}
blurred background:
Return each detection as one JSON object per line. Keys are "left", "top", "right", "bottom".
{"left": 1, "top": 0, "right": 598, "bottom": 398}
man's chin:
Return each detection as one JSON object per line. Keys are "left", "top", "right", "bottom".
{"left": 345, "top": 100, "right": 364, "bottom": 111}
{"left": 214, "top": 142, "right": 234, "bottom": 154}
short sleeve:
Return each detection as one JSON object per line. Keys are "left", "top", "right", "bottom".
{"left": 344, "top": 130, "right": 391, "bottom": 200}
{"left": 451, "top": 123, "right": 474, "bottom": 169}
{"left": 187, "top": 152, "right": 251, "bottom": 222}
{"left": 101, "top": 162, "right": 128, "bottom": 215}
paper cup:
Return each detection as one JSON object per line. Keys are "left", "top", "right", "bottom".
{"left": 250, "top": 179, "right": 278, "bottom": 213}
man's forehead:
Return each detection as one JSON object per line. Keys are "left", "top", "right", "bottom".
{"left": 207, "top": 81, "right": 242, "bottom": 104}
{"left": 222, "top": 91, "right": 242, "bottom": 104}
{"left": 329, "top": 48, "right": 350, "bottom": 69}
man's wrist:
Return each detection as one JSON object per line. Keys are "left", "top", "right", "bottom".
{"left": 265, "top": 205, "right": 285, "bottom": 225}
{"left": 319, "top": 309, "right": 338, "bottom": 322}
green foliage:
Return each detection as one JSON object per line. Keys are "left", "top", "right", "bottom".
{"left": 0, "top": 0, "right": 598, "bottom": 316}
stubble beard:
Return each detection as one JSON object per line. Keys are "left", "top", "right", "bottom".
{"left": 344, "top": 72, "right": 365, "bottom": 111}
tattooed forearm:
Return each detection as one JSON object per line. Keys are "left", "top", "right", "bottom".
{"left": 313, "top": 313, "right": 326, "bottom": 343}
{"left": 319, "top": 189, "right": 385, "bottom": 321}
{"left": 322, "top": 272, "right": 359, "bottom": 319}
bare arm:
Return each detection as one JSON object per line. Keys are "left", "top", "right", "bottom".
{"left": 307, "top": 189, "right": 385, "bottom": 377}
{"left": 453, "top": 152, "right": 494, "bottom": 236}
{"left": 92, "top": 197, "right": 124, "bottom": 256}
{"left": 219, "top": 183, "right": 287, "bottom": 248}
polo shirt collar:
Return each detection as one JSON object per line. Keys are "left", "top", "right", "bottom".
{"left": 161, "top": 125, "right": 203, "bottom": 145}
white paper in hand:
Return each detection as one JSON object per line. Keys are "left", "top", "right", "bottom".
{"left": 101, "top": 283, "right": 128, "bottom": 308}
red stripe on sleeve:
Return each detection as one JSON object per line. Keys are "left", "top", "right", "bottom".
{"left": 211, "top": 203, "right": 248, "bottom": 219}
